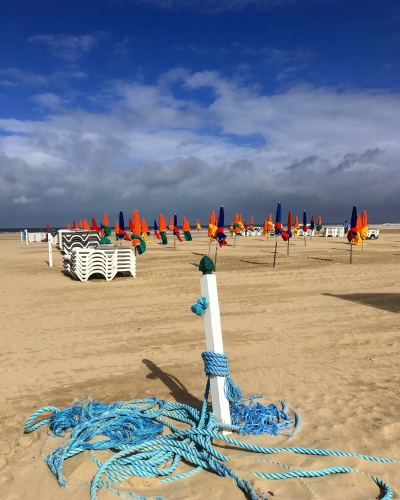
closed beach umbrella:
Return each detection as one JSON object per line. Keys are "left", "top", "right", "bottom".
{"left": 310, "top": 214, "right": 315, "bottom": 230}
{"left": 360, "top": 210, "right": 368, "bottom": 240}
{"left": 173, "top": 213, "right": 182, "bottom": 242}
{"left": 159, "top": 214, "right": 166, "bottom": 232}
{"left": 215, "top": 206, "right": 227, "bottom": 247}
{"left": 275, "top": 202, "right": 282, "bottom": 235}
{"left": 154, "top": 219, "right": 160, "bottom": 240}
{"left": 46, "top": 223, "right": 50, "bottom": 232}
{"left": 142, "top": 218, "right": 150, "bottom": 236}
{"left": 303, "top": 211, "right": 308, "bottom": 232}
{"left": 129, "top": 218, "right": 134, "bottom": 232}
{"left": 92, "top": 217, "right": 99, "bottom": 232}
{"left": 119, "top": 212, "right": 125, "bottom": 232}
{"left": 287, "top": 211, "right": 292, "bottom": 238}
{"left": 158, "top": 214, "right": 168, "bottom": 245}
{"left": 83, "top": 219, "right": 91, "bottom": 230}
{"left": 348, "top": 206, "right": 358, "bottom": 242}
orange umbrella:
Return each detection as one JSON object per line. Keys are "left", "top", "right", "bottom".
{"left": 208, "top": 211, "right": 216, "bottom": 237}
{"left": 103, "top": 214, "right": 109, "bottom": 226}
{"left": 356, "top": 214, "right": 362, "bottom": 233}
{"left": 132, "top": 211, "right": 141, "bottom": 234}
{"left": 141, "top": 218, "right": 150, "bottom": 235}
{"left": 129, "top": 218, "right": 134, "bottom": 232}
{"left": 362, "top": 210, "right": 367, "bottom": 228}
{"left": 317, "top": 216, "right": 322, "bottom": 226}
{"left": 130, "top": 210, "right": 141, "bottom": 246}
{"left": 67, "top": 223, "right": 71, "bottom": 230}
{"left": 169, "top": 216, "right": 174, "bottom": 230}
{"left": 183, "top": 217, "right": 190, "bottom": 232}
{"left": 267, "top": 213, "right": 273, "bottom": 228}
{"left": 73, "top": 220, "right": 78, "bottom": 229}
{"left": 234, "top": 213, "right": 239, "bottom": 223}
{"left": 115, "top": 221, "right": 120, "bottom": 233}
{"left": 79, "top": 220, "right": 83, "bottom": 229}
{"left": 159, "top": 214, "right": 167, "bottom": 232}
{"left": 360, "top": 210, "right": 368, "bottom": 241}
{"left": 83, "top": 219, "right": 91, "bottom": 230}
{"left": 91, "top": 217, "right": 99, "bottom": 232}
{"left": 294, "top": 216, "right": 299, "bottom": 228}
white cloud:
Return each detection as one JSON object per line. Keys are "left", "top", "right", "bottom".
{"left": 45, "top": 187, "right": 67, "bottom": 197}
{"left": 31, "top": 93, "right": 67, "bottom": 109}
{"left": 126, "top": 0, "right": 319, "bottom": 13}
{"left": 1, "top": 69, "right": 400, "bottom": 225}
{"left": 28, "top": 34, "right": 100, "bottom": 61}
{"left": 12, "top": 196, "right": 41, "bottom": 204}
{"left": 0, "top": 68, "right": 48, "bottom": 87}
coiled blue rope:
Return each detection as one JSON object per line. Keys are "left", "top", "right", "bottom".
{"left": 24, "top": 355, "right": 399, "bottom": 500}
{"left": 191, "top": 297, "right": 209, "bottom": 315}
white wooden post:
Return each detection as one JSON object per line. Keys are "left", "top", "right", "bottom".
{"left": 48, "top": 237, "right": 53, "bottom": 267}
{"left": 200, "top": 273, "right": 231, "bottom": 426}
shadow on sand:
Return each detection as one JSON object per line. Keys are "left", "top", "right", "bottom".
{"left": 142, "top": 359, "right": 203, "bottom": 408}
{"left": 323, "top": 293, "right": 400, "bottom": 313}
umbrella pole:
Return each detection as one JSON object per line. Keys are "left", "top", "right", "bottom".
{"left": 287, "top": 239, "right": 289, "bottom": 256}
{"left": 273, "top": 241, "right": 278, "bottom": 268}
{"left": 208, "top": 240, "right": 211, "bottom": 257}
{"left": 304, "top": 235, "right": 307, "bottom": 247}
{"left": 48, "top": 238, "right": 52, "bottom": 267}
{"left": 214, "top": 241, "right": 218, "bottom": 271}
{"left": 350, "top": 241, "right": 353, "bottom": 264}
{"left": 174, "top": 235, "right": 176, "bottom": 251}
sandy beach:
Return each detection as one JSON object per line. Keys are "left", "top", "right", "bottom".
{"left": 1, "top": 229, "right": 399, "bottom": 500}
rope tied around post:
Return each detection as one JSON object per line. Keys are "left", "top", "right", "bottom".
{"left": 191, "top": 296, "right": 209, "bottom": 316}
{"left": 201, "top": 351, "right": 242, "bottom": 404}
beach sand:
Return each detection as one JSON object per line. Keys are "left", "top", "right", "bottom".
{"left": 1, "top": 229, "right": 399, "bottom": 500}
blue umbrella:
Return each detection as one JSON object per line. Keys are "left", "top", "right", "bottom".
{"left": 118, "top": 211, "right": 125, "bottom": 239}
{"left": 275, "top": 202, "right": 282, "bottom": 234}
{"left": 303, "top": 211, "right": 308, "bottom": 231}
{"left": 216, "top": 206, "right": 227, "bottom": 246}
{"left": 154, "top": 220, "right": 158, "bottom": 231}
{"left": 119, "top": 211, "right": 125, "bottom": 232}
{"left": 350, "top": 206, "right": 358, "bottom": 237}
{"left": 173, "top": 213, "right": 182, "bottom": 242}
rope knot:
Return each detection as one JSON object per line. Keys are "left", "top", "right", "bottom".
{"left": 201, "top": 352, "right": 243, "bottom": 404}
{"left": 191, "top": 297, "right": 209, "bottom": 316}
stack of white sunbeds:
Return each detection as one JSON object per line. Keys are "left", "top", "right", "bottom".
{"left": 63, "top": 246, "right": 136, "bottom": 281}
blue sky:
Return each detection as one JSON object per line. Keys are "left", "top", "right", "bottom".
{"left": 1, "top": 0, "right": 399, "bottom": 226}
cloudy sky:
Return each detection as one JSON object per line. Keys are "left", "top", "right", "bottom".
{"left": 1, "top": 0, "right": 399, "bottom": 227}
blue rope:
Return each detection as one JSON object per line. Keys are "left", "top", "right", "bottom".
{"left": 190, "top": 297, "right": 209, "bottom": 315}
{"left": 24, "top": 355, "right": 399, "bottom": 500}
